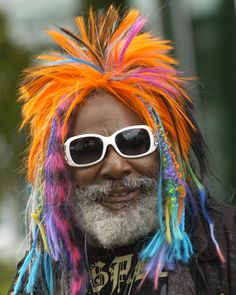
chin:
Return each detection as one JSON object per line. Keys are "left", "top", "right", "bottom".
{"left": 100, "top": 198, "right": 140, "bottom": 213}
{"left": 77, "top": 193, "right": 159, "bottom": 249}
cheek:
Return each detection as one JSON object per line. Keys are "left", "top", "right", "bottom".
{"left": 71, "top": 151, "right": 159, "bottom": 185}
{"left": 71, "top": 165, "right": 102, "bottom": 187}
{"left": 129, "top": 151, "right": 159, "bottom": 177}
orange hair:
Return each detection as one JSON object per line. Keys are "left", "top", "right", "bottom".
{"left": 19, "top": 6, "right": 195, "bottom": 183}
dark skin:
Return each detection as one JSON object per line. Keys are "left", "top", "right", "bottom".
{"left": 70, "top": 90, "right": 159, "bottom": 207}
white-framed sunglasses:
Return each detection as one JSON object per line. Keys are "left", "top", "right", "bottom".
{"left": 64, "top": 125, "right": 158, "bottom": 167}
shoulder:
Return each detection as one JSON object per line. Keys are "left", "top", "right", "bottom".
{"left": 208, "top": 197, "right": 236, "bottom": 261}
{"left": 208, "top": 197, "right": 236, "bottom": 233}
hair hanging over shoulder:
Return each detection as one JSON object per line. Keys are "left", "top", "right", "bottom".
{"left": 14, "top": 6, "right": 224, "bottom": 295}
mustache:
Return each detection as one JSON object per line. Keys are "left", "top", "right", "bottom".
{"left": 75, "top": 175, "right": 157, "bottom": 203}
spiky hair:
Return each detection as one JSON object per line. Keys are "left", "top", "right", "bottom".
{"left": 14, "top": 6, "right": 224, "bottom": 295}
{"left": 20, "top": 6, "right": 207, "bottom": 183}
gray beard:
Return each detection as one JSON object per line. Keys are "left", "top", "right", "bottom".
{"left": 74, "top": 176, "right": 159, "bottom": 249}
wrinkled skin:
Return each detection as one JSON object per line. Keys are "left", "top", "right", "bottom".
{"left": 71, "top": 90, "right": 159, "bottom": 189}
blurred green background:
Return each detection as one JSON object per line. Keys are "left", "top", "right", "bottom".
{"left": 0, "top": 0, "right": 235, "bottom": 293}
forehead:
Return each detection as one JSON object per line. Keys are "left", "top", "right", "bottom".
{"left": 71, "top": 90, "right": 145, "bottom": 136}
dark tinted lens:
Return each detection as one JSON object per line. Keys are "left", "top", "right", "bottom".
{"left": 69, "top": 137, "right": 103, "bottom": 165}
{"left": 115, "top": 128, "right": 150, "bottom": 156}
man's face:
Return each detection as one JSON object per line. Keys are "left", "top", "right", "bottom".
{"left": 70, "top": 90, "right": 159, "bottom": 248}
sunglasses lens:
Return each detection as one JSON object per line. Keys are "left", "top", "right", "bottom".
{"left": 67, "top": 127, "right": 153, "bottom": 166}
{"left": 69, "top": 137, "right": 103, "bottom": 165}
{"left": 115, "top": 128, "right": 151, "bottom": 156}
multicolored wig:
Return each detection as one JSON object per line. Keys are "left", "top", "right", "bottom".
{"left": 14, "top": 6, "right": 225, "bottom": 295}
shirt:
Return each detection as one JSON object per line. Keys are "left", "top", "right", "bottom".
{"left": 85, "top": 239, "right": 168, "bottom": 295}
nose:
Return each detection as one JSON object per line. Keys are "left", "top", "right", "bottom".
{"left": 99, "top": 146, "right": 132, "bottom": 180}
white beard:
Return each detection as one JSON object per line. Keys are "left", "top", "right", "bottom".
{"left": 75, "top": 177, "right": 158, "bottom": 249}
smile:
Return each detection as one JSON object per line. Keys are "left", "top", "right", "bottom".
{"left": 102, "top": 188, "right": 141, "bottom": 205}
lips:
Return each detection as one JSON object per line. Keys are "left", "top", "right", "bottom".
{"left": 102, "top": 187, "right": 140, "bottom": 204}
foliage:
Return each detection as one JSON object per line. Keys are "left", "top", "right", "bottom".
{"left": 81, "top": 0, "right": 126, "bottom": 11}
{"left": 0, "top": 261, "right": 15, "bottom": 294}
{"left": 0, "top": 11, "right": 30, "bottom": 198}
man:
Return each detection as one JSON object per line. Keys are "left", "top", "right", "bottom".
{"left": 9, "top": 6, "right": 236, "bottom": 295}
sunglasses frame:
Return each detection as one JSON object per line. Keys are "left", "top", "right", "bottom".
{"left": 64, "top": 125, "right": 158, "bottom": 167}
